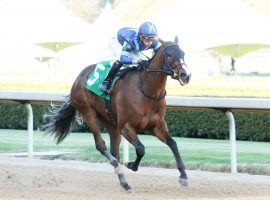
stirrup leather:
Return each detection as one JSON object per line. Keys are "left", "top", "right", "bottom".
{"left": 100, "top": 80, "right": 112, "bottom": 94}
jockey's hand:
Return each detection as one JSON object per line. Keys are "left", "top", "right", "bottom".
{"left": 138, "top": 59, "right": 149, "bottom": 68}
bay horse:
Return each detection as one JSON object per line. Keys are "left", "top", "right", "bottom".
{"left": 43, "top": 37, "right": 191, "bottom": 193}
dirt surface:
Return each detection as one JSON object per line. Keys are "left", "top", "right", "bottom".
{"left": 0, "top": 156, "right": 269, "bottom": 200}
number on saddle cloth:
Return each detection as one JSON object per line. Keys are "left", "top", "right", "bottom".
{"left": 85, "top": 61, "right": 114, "bottom": 100}
{"left": 85, "top": 61, "right": 138, "bottom": 99}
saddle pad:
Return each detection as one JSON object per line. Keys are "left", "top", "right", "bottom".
{"left": 84, "top": 61, "right": 114, "bottom": 100}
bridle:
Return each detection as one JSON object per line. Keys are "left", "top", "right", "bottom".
{"left": 141, "top": 44, "right": 182, "bottom": 76}
{"left": 119, "top": 35, "right": 186, "bottom": 77}
{"left": 139, "top": 43, "right": 186, "bottom": 101}
{"left": 119, "top": 35, "right": 186, "bottom": 101}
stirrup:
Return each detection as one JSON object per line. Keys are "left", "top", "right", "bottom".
{"left": 99, "top": 81, "right": 111, "bottom": 94}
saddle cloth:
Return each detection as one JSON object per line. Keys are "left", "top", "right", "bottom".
{"left": 85, "top": 60, "right": 138, "bottom": 100}
{"left": 84, "top": 61, "right": 113, "bottom": 100}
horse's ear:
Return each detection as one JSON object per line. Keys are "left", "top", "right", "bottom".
{"left": 174, "top": 36, "right": 179, "bottom": 44}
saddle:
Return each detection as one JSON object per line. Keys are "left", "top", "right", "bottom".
{"left": 85, "top": 61, "right": 138, "bottom": 124}
{"left": 85, "top": 61, "right": 138, "bottom": 99}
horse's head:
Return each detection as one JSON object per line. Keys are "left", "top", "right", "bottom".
{"left": 161, "top": 37, "right": 191, "bottom": 86}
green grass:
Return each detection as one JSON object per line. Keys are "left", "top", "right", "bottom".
{"left": 0, "top": 129, "right": 269, "bottom": 174}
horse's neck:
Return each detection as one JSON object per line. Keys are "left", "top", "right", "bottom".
{"left": 141, "top": 46, "right": 167, "bottom": 97}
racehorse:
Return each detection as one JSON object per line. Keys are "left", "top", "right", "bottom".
{"left": 43, "top": 37, "right": 191, "bottom": 193}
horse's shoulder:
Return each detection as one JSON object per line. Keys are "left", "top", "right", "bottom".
{"left": 118, "top": 67, "right": 139, "bottom": 79}
{"left": 111, "top": 70, "right": 139, "bottom": 98}
{"left": 113, "top": 68, "right": 139, "bottom": 89}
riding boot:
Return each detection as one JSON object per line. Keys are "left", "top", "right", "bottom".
{"left": 100, "top": 61, "right": 123, "bottom": 94}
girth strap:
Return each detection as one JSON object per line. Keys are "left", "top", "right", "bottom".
{"left": 105, "top": 99, "right": 117, "bottom": 125}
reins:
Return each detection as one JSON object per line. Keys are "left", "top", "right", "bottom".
{"left": 139, "top": 70, "right": 167, "bottom": 101}
{"left": 119, "top": 36, "right": 151, "bottom": 60}
{"left": 144, "top": 44, "right": 178, "bottom": 74}
{"left": 138, "top": 43, "right": 179, "bottom": 101}
{"left": 120, "top": 36, "right": 178, "bottom": 101}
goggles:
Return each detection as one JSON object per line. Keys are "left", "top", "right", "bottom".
{"left": 140, "top": 34, "right": 157, "bottom": 43}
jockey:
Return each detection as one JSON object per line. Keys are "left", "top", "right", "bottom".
{"left": 100, "top": 21, "right": 161, "bottom": 94}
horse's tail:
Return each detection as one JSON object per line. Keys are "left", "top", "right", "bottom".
{"left": 42, "top": 96, "right": 76, "bottom": 144}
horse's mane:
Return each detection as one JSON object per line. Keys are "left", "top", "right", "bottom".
{"left": 159, "top": 38, "right": 174, "bottom": 46}
{"left": 148, "top": 38, "right": 173, "bottom": 63}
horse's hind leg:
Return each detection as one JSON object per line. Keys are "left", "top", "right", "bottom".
{"left": 120, "top": 123, "right": 145, "bottom": 171}
{"left": 152, "top": 120, "right": 188, "bottom": 186}
{"left": 81, "top": 110, "right": 132, "bottom": 193}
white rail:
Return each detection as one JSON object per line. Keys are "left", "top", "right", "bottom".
{"left": 1, "top": 90, "right": 270, "bottom": 173}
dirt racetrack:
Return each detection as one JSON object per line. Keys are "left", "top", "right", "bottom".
{"left": 0, "top": 156, "right": 269, "bottom": 200}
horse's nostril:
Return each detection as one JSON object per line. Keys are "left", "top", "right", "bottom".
{"left": 180, "top": 73, "right": 187, "bottom": 79}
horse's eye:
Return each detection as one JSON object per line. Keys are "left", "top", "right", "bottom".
{"left": 166, "top": 53, "right": 173, "bottom": 58}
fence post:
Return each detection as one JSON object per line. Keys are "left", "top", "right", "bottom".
{"left": 26, "top": 103, "right": 33, "bottom": 159}
{"left": 122, "top": 136, "right": 129, "bottom": 163}
{"left": 225, "top": 111, "right": 237, "bottom": 173}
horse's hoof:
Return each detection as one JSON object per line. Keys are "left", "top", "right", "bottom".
{"left": 126, "top": 188, "right": 133, "bottom": 194}
{"left": 125, "top": 162, "right": 138, "bottom": 171}
{"left": 122, "top": 183, "right": 133, "bottom": 193}
{"left": 179, "top": 178, "right": 188, "bottom": 186}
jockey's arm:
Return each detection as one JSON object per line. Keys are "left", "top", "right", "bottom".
{"left": 119, "top": 41, "right": 138, "bottom": 65}
{"left": 152, "top": 40, "right": 161, "bottom": 53}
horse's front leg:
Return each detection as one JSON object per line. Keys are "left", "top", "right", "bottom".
{"left": 120, "top": 123, "right": 145, "bottom": 171}
{"left": 109, "top": 131, "right": 121, "bottom": 161}
{"left": 102, "top": 120, "right": 121, "bottom": 161}
{"left": 152, "top": 120, "right": 188, "bottom": 186}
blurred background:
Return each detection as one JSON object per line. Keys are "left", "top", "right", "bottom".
{"left": 0, "top": 0, "right": 269, "bottom": 174}
{"left": 0, "top": 0, "right": 270, "bottom": 96}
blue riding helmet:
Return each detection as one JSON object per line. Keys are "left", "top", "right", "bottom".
{"left": 139, "top": 22, "right": 158, "bottom": 37}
